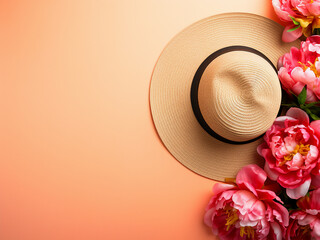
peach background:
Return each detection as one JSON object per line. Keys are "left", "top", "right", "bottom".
{"left": 0, "top": 0, "right": 281, "bottom": 239}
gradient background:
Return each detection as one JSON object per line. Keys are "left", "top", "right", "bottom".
{"left": 0, "top": 1, "right": 282, "bottom": 239}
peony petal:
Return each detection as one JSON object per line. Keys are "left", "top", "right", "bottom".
{"left": 288, "top": 152, "right": 304, "bottom": 170}
{"left": 236, "top": 164, "right": 267, "bottom": 193}
{"left": 272, "top": 116, "right": 298, "bottom": 131}
{"left": 284, "top": 136, "right": 298, "bottom": 152}
{"left": 291, "top": 0, "right": 309, "bottom": 15}
{"left": 272, "top": 0, "right": 296, "bottom": 22}
{"left": 286, "top": 107, "right": 309, "bottom": 126}
{"left": 290, "top": 47, "right": 302, "bottom": 66}
{"left": 277, "top": 58, "right": 284, "bottom": 70}
{"left": 305, "top": 209, "right": 319, "bottom": 215}
{"left": 309, "top": 43, "right": 320, "bottom": 55}
{"left": 256, "top": 189, "right": 282, "bottom": 203}
{"left": 218, "top": 226, "right": 242, "bottom": 240}
{"left": 212, "top": 182, "right": 236, "bottom": 197}
{"left": 297, "top": 214, "right": 317, "bottom": 226}
{"left": 309, "top": 188, "right": 320, "bottom": 210}
{"left": 306, "top": 88, "right": 318, "bottom": 102}
{"left": 257, "top": 142, "right": 268, "bottom": 156}
{"left": 307, "top": 2, "right": 320, "bottom": 16}
{"left": 204, "top": 208, "right": 214, "bottom": 227}
{"left": 305, "top": 145, "right": 319, "bottom": 165}
{"left": 286, "top": 218, "right": 298, "bottom": 240}
{"left": 278, "top": 172, "right": 305, "bottom": 188}
{"left": 291, "top": 67, "right": 317, "bottom": 84}
{"left": 270, "top": 222, "right": 282, "bottom": 240}
{"left": 286, "top": 177, "right": 311, "bottom": 199}
{"left": 312, "top": 219, "right": 320, "bottom": 238}
{"left": 232, "top": 190, "right": 257, "bottom": 215}
{"left": 310, "top": 120, "right": 320, "bottom": 139}
{"left": 267, "top": 200, "right": 289, "bottom": 226}
{"left": 305, "top": 36, "right": 320, "bottom": 45}
{"left": 312, "top": 173, "right": 320, "bottom": 188}
{"left": 264, "top": 161, "right": 279, "bottom": 181}
{"left": 212, "top": 213, "right": 230, "bottom": 236}
{"left": 247, "top": 200, "right": 266, "bottom": 222}
{"left": 282, "top": 24, "right": 303, "bottom": 43}
{"left": 278, "top": 67, "right": 296, "bottom": 90}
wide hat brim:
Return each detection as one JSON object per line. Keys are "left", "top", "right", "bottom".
{"left": 150, "top": 13, "right": 300, "bottom": 181}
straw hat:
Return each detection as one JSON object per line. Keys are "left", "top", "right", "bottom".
{"left": 150, "top": 13, "right": 300, "bottom": 181}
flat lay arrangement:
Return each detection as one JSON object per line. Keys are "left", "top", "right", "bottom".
{"left": 10, "top": 1, "right": 320, "bottom": 239}
{"left": 150, "top": 0, "right": 320, "bottom": 239}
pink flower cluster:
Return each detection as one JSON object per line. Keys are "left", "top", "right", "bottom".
{"left": 258, "top": 107, "right": 320, "bottom": 199}
{"left": 287, "top": 189, "right": 320, "bottom": 239}
{"left": 272, "top": 0, "right": 320, "bottom": 42}
{"left": 278, "top": 36, "right": 320, "bottom": 102}
{"left": 205, "top": 163, "right": 320, "bottom": 239}
{"left": 204, "top": 8, "right": 320, "bottom": 240}
{"left": 205, "top": 165, "right": 288, "bottom": 240}
{"left": 205, "top": 108, "right": 320, "bottom": 239}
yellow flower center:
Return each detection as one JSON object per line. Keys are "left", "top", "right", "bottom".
{"left": 224, "top": 178, "right": 236, "bottom": 184}
{"left": 280, "top": 143, "right": 310, "bottom": 166}
{"left": 291, "top": 16, "right": 320, "bottom": 37}
{"left": 225, "top": 206, "right": 239, "bottom": 231}
{"left": 299, "top": 58, "right": 320, "bottom": 77}
{"left": 224, "top": 206, "right": 255, "bottom": 239}
{"left": 240, "top": 226, "right": 255, "bottom": 239}
{"left": 297, "top": 224, "right": 311, "bottom": 238}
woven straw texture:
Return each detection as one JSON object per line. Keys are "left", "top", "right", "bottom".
{"left": 150, "top": 13, "right": 300, "bottom": 180}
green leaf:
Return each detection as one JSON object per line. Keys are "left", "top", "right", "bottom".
{"left": 309, "top": 107, "right": 320, "bottom": 114}
{"left": 290, "top": 16, "right": 300, "bottom": 25}
{"left": 305, "top": 108, "right": 320, "bottom": 120}
{"left": 304, "top": 101, "right": 320, "bottom": 108}
{"left": 298, "top": 86, "right": 307, "bottom": 105}
{"left": 287, "top": 25, "right": 301, "bottom": 32}
{"left": 310, "top": 113, "right": 320, "bottom": 120}
{"left": 305, "top": 108, "right": 312, "bottom": 114}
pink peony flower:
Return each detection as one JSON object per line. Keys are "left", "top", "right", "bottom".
{"left": 272, "top": 0, "right": 320, "bottom": 42}
{"left": 204, "top": 164, "right": 289, "bottom": 240}
{"left": 286, "top": 188, "right": 320, "bottom": 240}
{"left": 278, "top": 36, "right": 320, "bottom": 102}
{"left": 258, "top": 107, "right": 320, "bottom": 199}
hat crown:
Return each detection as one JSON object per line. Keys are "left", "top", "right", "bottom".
{"left": 198, "top": 51, "right": 281, "bottom": 142}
